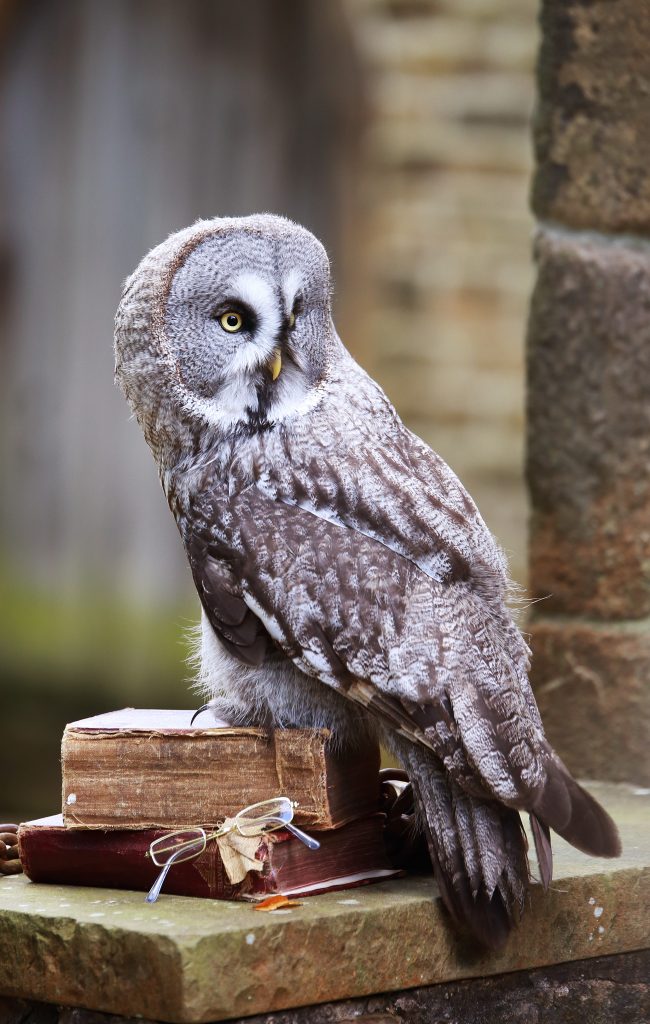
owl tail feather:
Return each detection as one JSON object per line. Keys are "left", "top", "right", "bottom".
{"left": 532, "top": 748, "right": 621, "bottom": 861}
{"left": 391, "top": 735, "right": 529, "bottom": 950}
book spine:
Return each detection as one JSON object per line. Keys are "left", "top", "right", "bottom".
{"left": 274, "top": 731, "right": 330, "bottom": 827}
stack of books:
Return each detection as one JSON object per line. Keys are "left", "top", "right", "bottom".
{"left": 18, "top": 709, "right": 399, "bottom": 900}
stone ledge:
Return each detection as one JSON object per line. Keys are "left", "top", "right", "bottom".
{"left": 0, "top": 784, "right": 647, "bottom": 1024}
{"left": 3, "top": 950, "right": 649, "bottom": 1024}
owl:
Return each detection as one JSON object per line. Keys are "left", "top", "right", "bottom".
{"left": 114, "top": 214, "right": 620, "bottom": 947}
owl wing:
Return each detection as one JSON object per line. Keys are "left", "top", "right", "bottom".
{"left": 188, "top": 476, "right": 541, "bottom": 809}
{"left": 186, "top": 526, "right": 276, "bottom": 668}
{"left": 249, "top": 413, "right": 542, "bottom": 742}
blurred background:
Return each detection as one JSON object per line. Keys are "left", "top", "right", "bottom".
{"left": 0, "top": 0, "right": 537, "bottom": 819}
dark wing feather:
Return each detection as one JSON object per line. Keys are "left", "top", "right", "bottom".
{"left": 185, "top": 533, "right": 275, "bottom": 667}
{"left": 531, "top": 754, "right": 621, "bottom": 858}
{"left": 260, "top": 407, "right": 507, "bottom": 588}
{"left": 529, "top": 813, "right": 553, "bottom": 891}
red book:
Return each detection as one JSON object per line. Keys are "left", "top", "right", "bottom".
{"left": 18, "top": 814, "right": 399, "bottom": 900}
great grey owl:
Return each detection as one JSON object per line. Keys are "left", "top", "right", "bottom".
{"left": 114, "top": 214, "right": 620, "bottom": 947}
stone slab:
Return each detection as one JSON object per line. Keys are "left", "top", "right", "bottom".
{"left": 3, "top": 949, "right": 649, "bottom": 1024}
{"left": 0, "top": 785, "right": 647, "bottom": 1023}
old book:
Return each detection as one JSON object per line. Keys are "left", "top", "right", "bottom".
{"left": 61, "top": 709, "right": 380, "bottom": 831}
{"left": 18, "top": 813, "right": 399, "bottom": 899}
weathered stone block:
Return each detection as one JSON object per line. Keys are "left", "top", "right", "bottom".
{"left": 530, "top": 618, "right": 650, "bottom": 785}
{"left": 2, "top": 949, "right": 649, "bottom": 1023}
{"left": 526, "top": 227, "right": 650, "bottom": 620}
{"left": 4, "top": 950, "right": 649, "bottom": 1023}
{"left": 532, "top": 0, "right": 650, "bottom": 233}
{"left": 243, "top": 950, "right": 650, "bottom": 1024}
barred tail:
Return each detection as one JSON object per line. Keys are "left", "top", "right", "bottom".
{"left": 391, "top": 735, "right": 530, "bottom": 949}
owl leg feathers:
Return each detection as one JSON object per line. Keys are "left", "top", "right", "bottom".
{"left": 389, "top": 733, "right": 529, "bottom": 949}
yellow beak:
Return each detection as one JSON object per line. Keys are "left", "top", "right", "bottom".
{"left": 270, "top": 348, "right": 282, "bottom": 381}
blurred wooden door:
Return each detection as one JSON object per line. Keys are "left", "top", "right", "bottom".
{"left": 0, "top": 0, "right": 363, "bottom": 607}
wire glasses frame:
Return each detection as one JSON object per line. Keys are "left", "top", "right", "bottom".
{"left": 145, "top": 796, "right": 320, "bottom": 903}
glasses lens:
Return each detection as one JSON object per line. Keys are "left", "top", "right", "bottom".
{"left": 149, "top": 829, "right": 206, "bottom": 867}
{"left": 234, "top": 797, "right": 294, "bottom": 837}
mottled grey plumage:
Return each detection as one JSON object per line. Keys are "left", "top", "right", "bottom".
{"left": 114, "top": 214, "right": 620, "bottom": 946}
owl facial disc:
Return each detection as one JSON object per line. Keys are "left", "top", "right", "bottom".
{"left": 115, "top": 214, "right": 334, "bottom": 442}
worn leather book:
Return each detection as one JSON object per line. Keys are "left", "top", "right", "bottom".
{"left": 18, "top": 813, "right": 398, "bottom": 899}
{"left": 61, "top": 709, "right": 380, "bottom": 830}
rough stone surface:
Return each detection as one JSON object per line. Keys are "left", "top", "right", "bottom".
{"left": 529, "top": 620, "right": 650, "bottom": 786}
{"left": 245, "top": 950, "right": 650, "bottom": 1024}
{"left": 0, "top": 998, "right": 57, "bottom": 1024}
{"left": 0, "top": 786, "right": 647, "bottom": 1023}
{"left": 526, "top": 226, "right": 650, "bottom": 620}
{"left": 2, "top": 951, "right": 648, "bottom": 1024}
{"left": 533, "top": 0, "right": 650, "bottom": 233}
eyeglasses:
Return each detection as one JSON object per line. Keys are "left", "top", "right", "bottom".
{"left": 145, "top": 796, "right": 320, "bottom": 903}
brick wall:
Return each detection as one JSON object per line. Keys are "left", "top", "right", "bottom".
{"left": 345, "top": 0, "right": 539, "bottom": 583}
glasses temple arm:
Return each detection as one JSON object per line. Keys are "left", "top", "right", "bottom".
{"left": 145, "top": 846, "right": 189, "bottom": 904}
{"left": 283, "top": 821, "right": 320, "bottom": 850}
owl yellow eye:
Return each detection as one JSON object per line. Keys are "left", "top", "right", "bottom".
{"left": 220, "top": 311, "right": 243, "bottom": 333}
{"left": 288, "top": 312, "right": 296, "bottom": 329}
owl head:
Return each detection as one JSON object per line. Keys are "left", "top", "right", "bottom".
{"left": 114, "top": 214, "right": 336, "bottom": 467}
